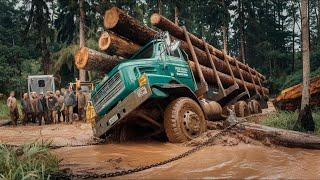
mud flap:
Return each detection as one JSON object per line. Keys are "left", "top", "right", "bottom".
{"left": 92, "top": 85, "right": 152, "bottom": 138}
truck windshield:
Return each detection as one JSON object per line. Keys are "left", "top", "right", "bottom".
{"left": 133, "top": 44, "right": 154, "bottom": 59}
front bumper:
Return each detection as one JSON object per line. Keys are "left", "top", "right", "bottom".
{"left": 92, "top": 85, "right": 152, "bottom": 138}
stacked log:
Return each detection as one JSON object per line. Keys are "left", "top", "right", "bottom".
{"left": 75, "top": 7, "right": 268, "bottom": 95}
{"left": 274, "top": 76, "right": 320, "bottom": 110}
{"left": 76, "top": 32, "right": 268, "bottom": 95}
{"left": 150, "top": 13, "right": 265, "bottom": 80}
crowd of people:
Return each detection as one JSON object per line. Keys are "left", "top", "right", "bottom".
{"left": 6, "top": 86, "right": 88, "bottom": 126}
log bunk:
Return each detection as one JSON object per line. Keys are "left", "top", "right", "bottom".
{"left": 74, "top": 7, "right": 320, "bottom": 149}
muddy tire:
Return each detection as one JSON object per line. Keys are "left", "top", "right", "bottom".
{"left": 234, "top": 101, "right": 250, "bottom": 117}
{"left": 248, "top": 100, "right": 262, "bottom": 114}
{"left": 164, "top": 97, "right": 206, "bottom": 143}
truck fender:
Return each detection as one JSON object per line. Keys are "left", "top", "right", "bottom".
{"left": 151, "top": 84, "right": 200, "bottom": 104}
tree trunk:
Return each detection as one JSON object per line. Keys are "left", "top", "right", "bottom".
{"left": 79, "top": 0, "right": 86, "bottom": 82}
{"left": 76, "top": 46, "right": 269, "bottom": 95}
{"left": 222, "top": 0, "right": 228, "bottom": 54}
{"left": 301, "top": 0, "right": 310, "bottom": 110}
{"left": 238, "top": 0, "right": 246, "bottom": 63}
{"left": 292, "top": 1, "right": 296, "bottom": 73}
{"left": 99, "top": 29, "right": 263, "bottom": 86}
{"left": 238, "top": 122, "right": 320, "bottom": 149}
{"left": 318, "top": 0, "right": 320, "bottom": 37}
{"left": 150, "top": 13, "right": 265, "bottom": 81}
{"left": 98, "top": 31, "right": 140, "bottom": 57}
{"left": 75, "top": 47, "right": 121, "bottom": 73}
{"left": 174, "top": 6, "right": 179, "bottom": 25}
{"left": 104, "top": 7, "right": 157, "bottom": 46}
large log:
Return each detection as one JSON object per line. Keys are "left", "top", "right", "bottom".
{"left": 274, "top": 76, "right": 320, "bottom": 111}
{"left": 100, "top": 25, "right": 262, "bottom": 86}
{"left": 239, "top": 122, "right": 320, "bottom": 149}
{"left": 104, "top": 7, "right": 157, "bottom": 46}
{"left": 74, "top": 47, "right": 122, "bottom": 72}
{"left": 189, "top": 62, "right": 268, "bottom": 95}
{"left": 99, "top": 31, "right": 140, "bottom": 58}
{"left": 76, "top": 46, "right": 268, "bottom": 95}
{"left": 150, "top": 13, "right": 265, "bottom": 80}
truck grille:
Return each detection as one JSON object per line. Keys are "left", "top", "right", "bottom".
{"left": 92, "top": 73, "right": 124, "bottom": 113}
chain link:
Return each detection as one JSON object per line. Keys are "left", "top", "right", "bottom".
{"left": 66, "top": 121, "right": 242, "bottom": 179}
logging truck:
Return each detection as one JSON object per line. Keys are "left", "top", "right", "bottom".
{"left": 90, "top": 33, "right": 267, "bottom": 143}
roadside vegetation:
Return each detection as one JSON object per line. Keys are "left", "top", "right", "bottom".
{"left": 0, "top": 100, "right": 9, "bottom": 120}
{"left": 261, "top": 110, "right": 320, "bottom": 135}
{"left": 0, "top": 142, "right": 60, "bottom": 180}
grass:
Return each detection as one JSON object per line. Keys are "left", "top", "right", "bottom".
{"left": 0, "top": 142, "right": 60, "bottom": 180}
{"left": 261, "top": 110, "right": 320, "bottom": 136}
{"left": 0, "top": 100, "right": 10, "bottom": 120}
{"left": 0, "top": 100, "right": 23, "bottom": 121}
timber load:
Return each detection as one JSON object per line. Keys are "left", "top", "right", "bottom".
{"left": 274, "top": 76, "right": 320, "bottom": 111}
{"left": 75, "top": 7, "right": 269, "bottom": 104}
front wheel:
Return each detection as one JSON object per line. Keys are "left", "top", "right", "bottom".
{"left": 164, "top": 97, "right": 207, "bottom": 143}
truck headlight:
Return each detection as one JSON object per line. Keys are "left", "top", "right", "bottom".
{"left": 138, "top": 74, "right": 148, "bottom": 87}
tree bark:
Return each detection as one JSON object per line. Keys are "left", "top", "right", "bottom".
{"left": 75, "top": 47, "right": 121, "bottom": 73}
{"left": 301, "top": 0, "right": 310, "bottom": 110}
{"left": 76, "top": 45, "right": 269, "bottom": 95}
{"left": 99, "top": 31, "right": 140, "bottom": 57}
{"left": 238, "top": 0, "right": 246, "bottom": 64}
{"left": 104, "top": 7, "right": 157, "bottom": 46}
{"left": 318, "top": 0, "right": 320, "bottom": 38}
{"left": 238, "top": 122, "right": 320, "bottom": 149}
{"left": 292, "top": 1, "right": 296, "bottom": 73}
{"left": 150, "top": 13, "right": 265, "bottom": 81}
{"left": 222, "top": 0, "right": 228, "bottom": 54}
{"left": 99, "top": 29, "right": 263, "bottom": 86}
{"left": 174, "top": 6, "right": 179, "bottom": 25}
{"left": 79, "top": 0, "right": 86, "bottom": 81}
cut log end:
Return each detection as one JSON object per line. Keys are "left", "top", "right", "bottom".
{"left": 104, "top": 7, "right": 120, "bottom": 29}
{"left": 74, "top": 47, "right": 89, "bottom": 69}
{"left": 99, "top": 32, "right": 111, "bottom": 51}
{"left": 150, "top": 13, "right": 161, "bottom": 25}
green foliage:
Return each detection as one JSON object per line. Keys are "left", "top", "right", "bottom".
{"left": 0, "top": 142, "right": 60, "bottom": 180}
{"left": 261, "top": 110, "right": 320, "bottom": 136}
{"left": 0, "top": 100, "right": 9, "bottom": 120}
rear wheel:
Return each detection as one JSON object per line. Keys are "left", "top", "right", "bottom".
{"left": 248, "top": 100, "right": 262, "bottom": 114}
{"left": 164, "top": 97, "right": 206, "bottom": 143}
{"left": 234, "top": 101, "right": 250, "bottom": 117}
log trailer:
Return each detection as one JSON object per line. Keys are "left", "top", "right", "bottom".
{"left": 75, "top": 7, "right": 269, "bottom": 142}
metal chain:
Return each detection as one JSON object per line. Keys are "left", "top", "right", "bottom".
{"left": 67, "top": 121, "right": 242, "bottom": 179}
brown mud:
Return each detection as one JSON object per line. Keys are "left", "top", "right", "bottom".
{"left": 54, "top": 143, "right": 320, "bottom": 179}
{"left": 1, "top": 109, "right": 320, "bottom": 179}
{"left": 0, "top": 122, "right": 96, "bottom": 146}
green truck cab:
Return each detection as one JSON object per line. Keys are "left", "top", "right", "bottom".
{"left": 91, "top": 36, "right": 232, "bottom": 142}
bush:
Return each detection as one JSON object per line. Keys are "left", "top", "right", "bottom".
{"left": 261, "top": 110, "right": 320, "bottom": 135}
{"left": 0, "top": 142, "right": 60, "bottom": 180}
{"left": 0, "top": 100, "right": 9, "bottom": 120}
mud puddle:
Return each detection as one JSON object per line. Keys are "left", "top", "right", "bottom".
{"left": 54, "top": 142, "right": 320, "bottom": 179}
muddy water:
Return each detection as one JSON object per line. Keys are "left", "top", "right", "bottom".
{"left": 55, "top": 143, "right": 320, "bottom": 179}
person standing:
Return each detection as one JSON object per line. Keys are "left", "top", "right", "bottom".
{"left": 56, "top": 90, "right": 65, "bottom": 123}
{"left": 47, "top": 91, "right": 58, "bottom": 124}
{"left": 7, "top": 91, "right": 19, "bottom": 126}
{"left": 64, "top": 86, "right": 76, "bottom": 123}
{"left": 38, "top": 92, "right": 47, "bottom": 125}
{"left": 21, "top": 93, "right": 32, "bottom": 125}
{"left": 77, "top": 89, "right": 87, "bottom": 122}
{"left": 30, "top": 92, "right": 39, "bottom": 123}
